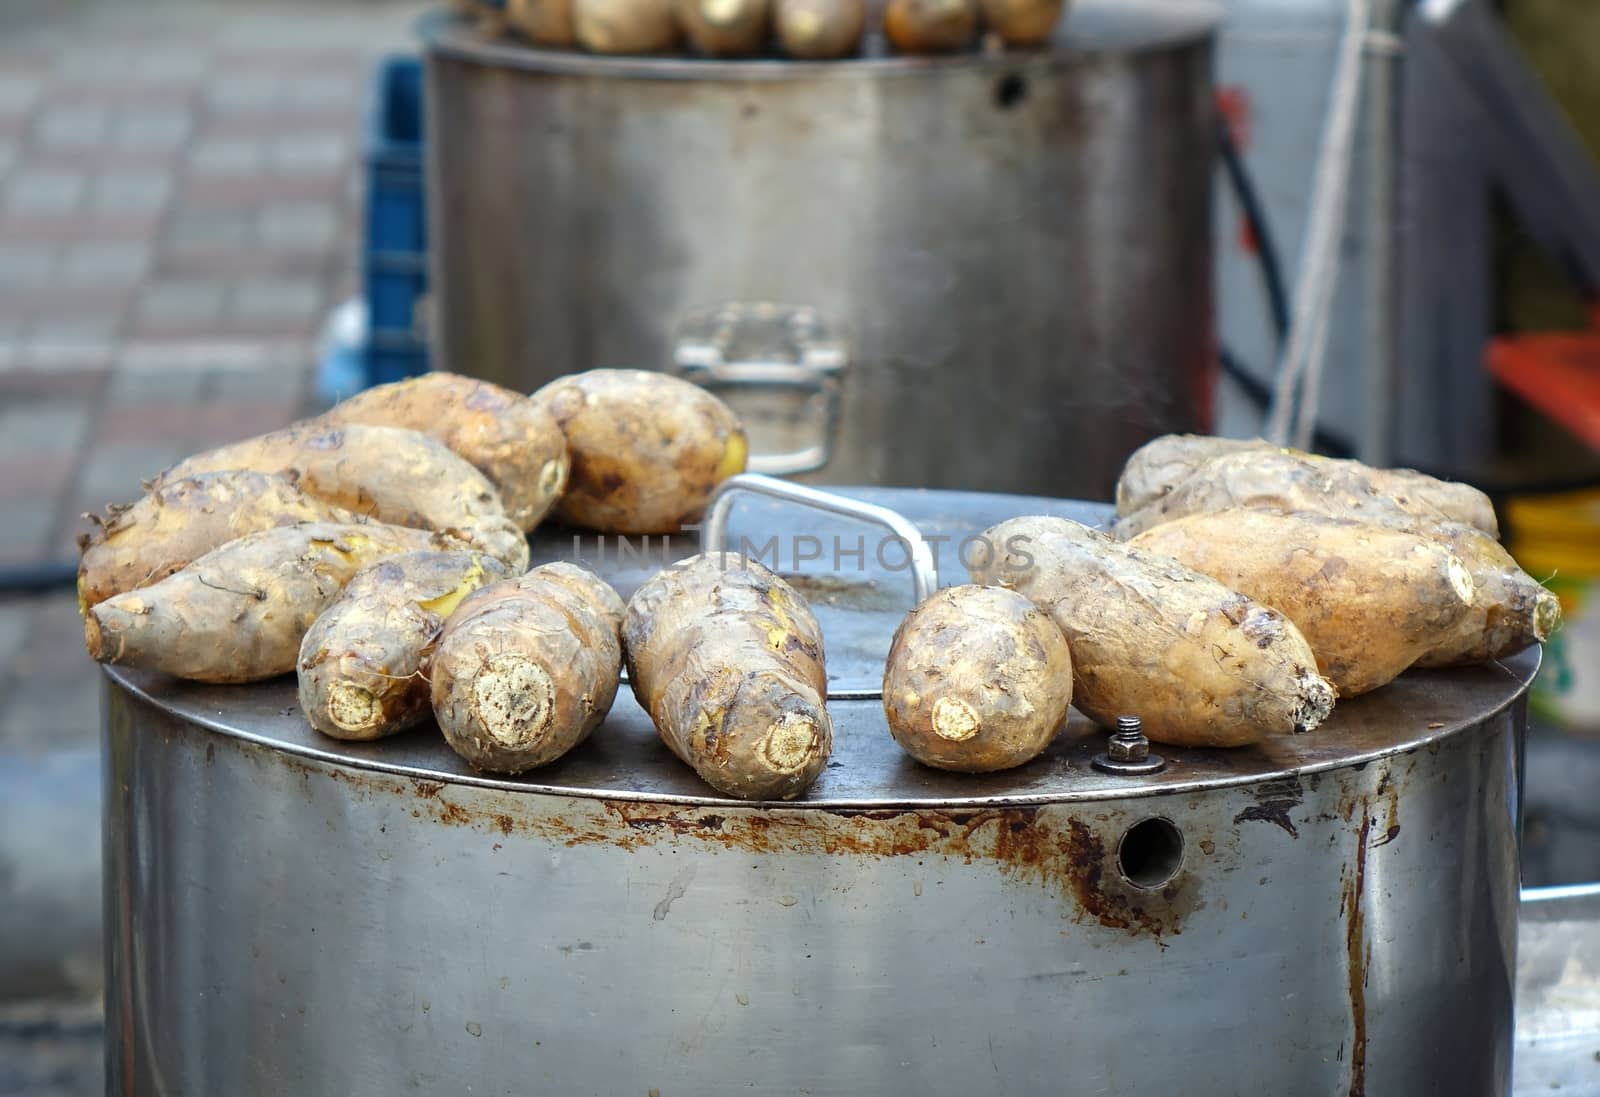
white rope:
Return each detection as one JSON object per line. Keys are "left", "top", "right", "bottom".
{"left": 1264, "top": 0, "right": 1372, "bottom": 448}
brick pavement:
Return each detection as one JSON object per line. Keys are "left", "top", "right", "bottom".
{"left": 0, "top": 0, "right": 425, "bottom": 749}
{"left": 0, "top": 4, "right": 428, "bottom": 1061}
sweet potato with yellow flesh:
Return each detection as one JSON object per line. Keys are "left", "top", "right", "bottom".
{"left": 969, "top": 516, "right": 1335, "bottom": 748}
{"left": 84, "top": 522, "right": 441, "bottom": 683}
{"left": 1131, "top": 509, "right": 1478, "bottom": 696}
{"left": 1116, "top": 435, "right": 1498, "bottom": 536}
{"left": 530, "top": 369, "right": 747, "bottom": 535}
{"left": 158, "top": 423, "right": 529, "bottom": 571}
{"left": 774, "top": 0, "right": 864, "bottom": 56}
{"left": 297, "top": 551, "right": 508, "bottom": 741}
{"left": 507, "top": 0, "right": 577, "bottom": 44}
{"left": 623, "top": 553, "right": 831, "bottom": 800}
{"left": 883, "top": 585, "right": 1073, "bottom": 773}
{"left": 884, "top": 0, "right": 978, "bottom": 52}
{"left": 430, "top": 563, "right": 625, "bottom": 774}
{"left": 1113, "top": 449, "right": 1459, "bottom": 540}
{"left": 317, "top": 372, "right": 569, "bottom": 533}
{"left": 677, "top": 0, "right": 769, "bottom": 55}
{"left": 1407, "top": 521, "right": 1560, "bottom": 667}
{"left": 76, "top": 470, "right": 358, "bottom": 612}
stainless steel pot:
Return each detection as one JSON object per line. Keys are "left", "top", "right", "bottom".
{"left": 103, "top": 484, "right": 1533, "bottom": 1095}
{"left": 421, "top": 1, "right": 1219, "bottom": 500}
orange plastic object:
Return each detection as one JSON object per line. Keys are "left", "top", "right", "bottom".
{"left": 1486, "top": 303, "right": 1600, "bottom": 450}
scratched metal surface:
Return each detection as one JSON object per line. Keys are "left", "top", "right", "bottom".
{"left": 105, "top": 486, "right": 1539, "bottom": 808}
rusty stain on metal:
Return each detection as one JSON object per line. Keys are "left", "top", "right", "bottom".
{"left": 274, "top": 750, "right": 1202, "bottom": 937}
{"left": 1233, "top": 776, "right": 1304, "bottom": 838}
{"left": 1232, "top": 800, "right": 1300, "bottom": 839}
{"left": 1344, "top": 807, "right": 1373, "bottom": 1097}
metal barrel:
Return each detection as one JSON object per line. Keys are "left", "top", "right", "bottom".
{"left": 422, "top": 1, "right": 1220, "bottom": 500}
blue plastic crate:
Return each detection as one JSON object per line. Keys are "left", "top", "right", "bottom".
{"left": 362, "top": 54, "right": 429, "bottom": 385}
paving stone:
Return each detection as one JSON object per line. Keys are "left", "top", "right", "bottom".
{"left": 136, "top": 279, "right": 227, "bottom": 325}
{"left": 0, "top": 243, "right": 59, "bottom": 289}
{"left": 0, "top": 401, "right": 91, "bottom": 454}
{"left": 113, "top": 110, "right": 192, "bottom": 152}
{"left": 33, "top": 104, "right": 111, "bottom": 150}
{"left": 58, "top": 241, "right": 152, "bottom": 287}
{"left": 72, "top": 444, "right": 186, "bottom": 509}
{"left": 232, "top": 278, "right": 323, "bottom": 323}
{"left": 207, "top": 73, "right": 280, "bottom": 113}
{"left": 103, "top": 366, "right": 205, "bottom": 406}
{"left": 257, "top": 201, "right": 340, "bottom": 251}
{"left": 0, "top": 664, "right": 103, "bottom": 752}
{"left": 0, "top": 601, "right": 29, "bottom": 671}
{"left": 0, "top": 76, "right": 42, "bottom": 116}
{"left": 187, "top": 137, "right": 265, "bottom": 178}
{"left": 89, "top": 173, "right": 172, "bottom": 215}
{"left": 204, "top": 364, "right": 314, "bottom": 402}
{"left": 2, "top": 170, "right": 86, "bottom": 216}
{"left": 165, "top": 208, "right": 252, "bottom": 250}
{"left": 283, "top": 74, "right": 360, "bottom": 112}
{"left": 0, "top": 500, "right": 58, "bottom": 564}
{"left": 270, "top": 133, "right": 349, "bottom": 178}
{"left": 0, "top": 138, "right": 17, "bottom": 179}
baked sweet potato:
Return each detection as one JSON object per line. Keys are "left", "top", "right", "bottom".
{"left": 84, "top": 522, "right": 440, "bottom": 683}
{"left": 76, "top": 470, "right": 357, "bottom": 612}
{"left": 430, "top": 563, "right": 625, "bottom": 774}
{"left": 1116, "top": 435, "right": 1498, "bottom": 536}
{"left": 1408, "top": 520, "right": 1561, "bottom": 667}
{"left": 1131, "top": 509, "right": 1478, "bottom": 696}
{"left": 507, "top": 0, "right": 578, "bottom": 44}
{"left": 884, "top": 0, "right": 977, "bottom": 52}
{"left": 677, "top": 0, "right": 769, "bottom": 55}
{"left": 573, "top": 0, "right": 681, "bottom": 52}
{"left": 317, "top": 372, "right": 569, "bottom": 533}
{"left": 158, "top": 422, "right": 530, "bottom": 572}
{"left": 883, "top": 585, "right": 1073, "bottom": 772}
{"left": 1113, "top": 449, "right": 1457, "bottom": 540}
{"left": 530, "top": 369, "right": 748, "bottom": 534}
{"left": 774, "top": 0, "right": 864, "bottom": 57}
{"left": 623, "top": 553, "right": 831, "bottom": 800}
{"left": 297, "top": 551, "right": 507, "bottom": 741}
{"left": 977, "top": 0, "right": 1063, "bottom": 46}
{"left": 969, "top": 516, "right": 1335, "bottom": 748}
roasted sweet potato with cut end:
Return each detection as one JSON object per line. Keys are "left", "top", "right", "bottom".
{"left": 969, "top": 516, "right": 1335, "bottom": 748}
{"left": 1408, "top": 521, "right": 1561, "bottom": 667}
{"left": 84, "top": 522, "right": 441, "bottom": 683}
{"left": 884, "top": 0, "right": 977, "bottom": 52}
{"left": 1132, "top": 509, "right": 1478, "bottom": 697}
{"left": 507, "top": 0, "right": 578, "bottom": 44}
{"left": 76, "top": 470, "right": 358, "bottom": 613}
{"left": 159, "top": 422, "right": 530, "bottom": 572}
{"left": 297, "top": 551, "right": 508, "bottom": 741}
{"left": 623, "top": 553, "right": 831, "bottom": 800}
{"left": 774, "top": 0, "right": 864, "bottom": 57}
{"left": 530, "top": 369, "right": 748, "bottom": 534}
{"left": 978, "top": 0, "right": 1063, "bottom": 46}
{"left": 573, "top": 0, "right": 681, "bottom": 53}
{"left": 1116, "top": 435, "right": 1498, "bottom": 536}
{"left": 430, "top": 563, "right": 625, "bottom": 774}
{"left": 318, "top": 372, "right": 569, "bottom": 533}
{"left": 883, "top": 585, "right": 1072, "bottom": 772}
{"left": 677, "top": 0, "right": 769, "bottom": 55}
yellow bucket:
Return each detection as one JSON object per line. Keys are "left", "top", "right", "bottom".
{"left": 1508, "top": 489, "right": 1600, "bottom": 733}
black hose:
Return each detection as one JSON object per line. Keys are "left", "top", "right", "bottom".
{"left": 0, "top": 558, "right": 78, "bottom": 597}
{"left": 1218, "top": 346, "right": 1356, "bottom": 458}
{"left": 1216, "top": 113, "right": 1291, "bottom": 346}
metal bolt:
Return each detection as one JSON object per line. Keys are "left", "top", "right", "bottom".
{"left": 1092, "top": 714, "right": 1166, "bottom": 776}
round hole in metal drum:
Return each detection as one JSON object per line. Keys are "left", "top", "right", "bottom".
{"left": 995, "top": 73, "right": 1028, "bottom": 109}
{"left": 1117, "top": 817, "right": 1184, "bottom": 890}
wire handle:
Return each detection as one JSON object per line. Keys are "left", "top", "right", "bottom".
{"left": 699, "top": 474, "right": 938, "bottom": 604}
